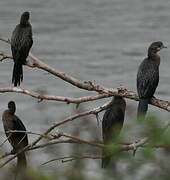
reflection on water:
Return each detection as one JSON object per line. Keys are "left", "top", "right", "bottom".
{"left": 0, "top": 0, "right": 170, "bottom": 178}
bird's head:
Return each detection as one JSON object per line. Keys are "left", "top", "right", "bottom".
{"left": 148, "top": 41, "right": 167, "bottom": 56}
{"left": 20, "top": 11, "right": 30, "bottom": 25}
{"left": 8, "top": 101, "right": 16, "bottom": 114}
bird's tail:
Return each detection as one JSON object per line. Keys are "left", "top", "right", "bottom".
{"left": 101, "top": 148, "right": 111, "bottom": 168}
{"left": 17, "top": 152, "right": 27, "bottom": 169}
{"left": 14, "top": 152, "right": 27, "bottom": 179}
{"left": 12, "top": 63, "right": 23, "bottom": 87}
{"left": 137, "top": 99, "right": 149, "bottom": 120}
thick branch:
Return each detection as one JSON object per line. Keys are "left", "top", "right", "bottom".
{"left": 0, "top": 37, "right": 170, "bottom": 112}
{"left": 0, "top": 86, "right": 169, "bottom": 112}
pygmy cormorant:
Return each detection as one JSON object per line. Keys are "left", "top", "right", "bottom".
{"left": 2, "top": 101, "right": 28, "bottom": 168}
{"left": 11, "top": 11, "right": 33, "bottom": 86}
{"left": 102, "top": 96, "right": 126, "bottom": 168}
{"left": 137, "top": 41, "right": 166, "bottom": 119}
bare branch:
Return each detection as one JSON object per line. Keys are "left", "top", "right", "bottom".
{"left": 0, "top": 37, "right": 170, "bottom": 112}
{"left": 0, "top": 87, "right": 109, "bottom": 104}
{"left": 61, "top": 155, "right": 101, "bottom": 163}
{"left": 0, "top": 134, "right": 12, "bottom": 148}
{"left": 0, "top": 152, "right": 11, "bottom": 160}
{"left": 0, "top": 95, "right": 169, "bottom": 168}
{"left": 56, "top": 132, "right": 104, "bottom": 148}
{"left": 0, "top": 36, "right": 170, "bottom": 169}
{"left": 6, "top": 130, "right": 53, "bottom": 140}
{"left": 1, "top": 133, "right": 170, "bottom": 166}
{"left": 0, "top": 52, "right": 12, "bottom": 61}
{"left": 41, "top": 155, "right": 101, "bottom": 166}
{"left": 0, "top": 37, "right": 10, "bottom": 44}
{"left": 0, "top": 139, "right": 76, "bottom": 160}
{"left": 0, "top": 101, "right": 112, "bottom": 168}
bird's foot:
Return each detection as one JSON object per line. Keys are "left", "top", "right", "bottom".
{"left": 117, "top": 85, "right": 126, "bottom": 93}
{"left": 150, "top": 96, "right": 157, "bottom": 103}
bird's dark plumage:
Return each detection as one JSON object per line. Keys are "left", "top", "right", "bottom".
{"left": 137, "top": 41, "right": 166, "bottom": 119}
{"left": 11, "top": 11, "right": 33, "bottom": 86}
{"left": 2, "top": 101, "right": 28, "bottom": 168}
{"left": 102, "top": 96, "right": 126, "bottom": 168}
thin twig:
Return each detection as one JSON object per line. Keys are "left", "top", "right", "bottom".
{"left": 57, "top": 132, "right": 103, "bottom": 148}
{"left": 0, "top": 152, "right": 11, "bottom": 160}
{"left": 62, "top": 155, "right": 101, "bottom": 163}
{"left": 7, "top": 130, "right": 53, "bottom": 140}
{"left": 0, "top": 134, "right": 12, "bottom": 147}
{"left": 41, "top": 155, "right": 101, "bottom": 166}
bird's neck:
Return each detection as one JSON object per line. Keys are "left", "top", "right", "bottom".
{"left": 148, "top": 50, "right": 157, "bottom": 57}
{"left": 20, "top": 19, "right": 29, "bottom": 27}
{"left": 8, "top": 109, "right": 15, "bottom": 115}
{"left": 147, "top": 53, "right": 160, "bottom": 65}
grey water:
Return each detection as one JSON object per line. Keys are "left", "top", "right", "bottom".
{"left": 0, "top": 0, "right": 170, "bottom": 179}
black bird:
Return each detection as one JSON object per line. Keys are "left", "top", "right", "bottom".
{"left": 11, "top": 11, "right": 33, "bottom": 86}
{"left": 102, "top": 96, "right": 126, "bottom": 168}
{"left": 137, "top": 41, "right": 166, "bottom": 119}
{"left": 2, "top": 101, "right": 28, "bottom": 168}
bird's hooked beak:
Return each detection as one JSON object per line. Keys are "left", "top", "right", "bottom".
{"left": 162, "top": 44, "right": 167, "bottom": 49}
{"left": 157, "top": 44, "right": 167, "bottom": 51}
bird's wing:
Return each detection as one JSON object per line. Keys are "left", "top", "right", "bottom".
{"left": 11, "top": 24, "right": 33, "bottom": 62}
{"left": 102, "top": 107, "right": 124, "bottom": 144}
{"left": 137, "top": 61, "right": 159, "bottom": 98}
{"left": 13, "top": 115, "right": 26, "bottom": 131}
{"left": 12, "top": 115, "right": 28, "bottom": 146}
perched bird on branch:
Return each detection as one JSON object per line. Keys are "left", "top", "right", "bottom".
{"left": 102, "top": 96, "right": 126, "bottom": 168}
{"left": 11, "top": 11, "right": 33, "bottom": 86}
{"left": 137, "top": 41, "right": 166, "bottom": 119}
{"left": 2, "top": 101, "right": 28, "bottom": 169}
